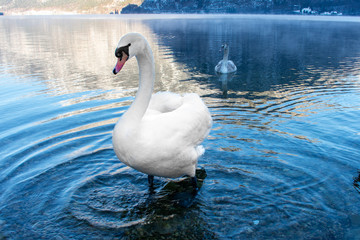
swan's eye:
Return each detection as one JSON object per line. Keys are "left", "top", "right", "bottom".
{"left": 115, "top": 51, "right": 121, "bottom": 59}
{"left": 115, "top": 43, "right": 131, "bottom": 60}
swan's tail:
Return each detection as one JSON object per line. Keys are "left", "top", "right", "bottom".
{"left": 196, "top": 145, "right": 205, "bottom": 157}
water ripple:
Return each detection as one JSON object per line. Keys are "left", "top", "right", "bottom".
{"left": 1, "top": 15, "right": 360, "bottom": 239}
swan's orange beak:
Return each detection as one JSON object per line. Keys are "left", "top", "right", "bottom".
{"left": 113, "top": 53, "right": 128, "bottom": 75}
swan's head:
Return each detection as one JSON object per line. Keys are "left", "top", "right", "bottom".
{"left": 220, "top": 43, "right": 229, "bottom": 52}
{"left": 113, "top": 33, "right": 147, "bottom": 75}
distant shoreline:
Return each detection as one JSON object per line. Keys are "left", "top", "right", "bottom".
{"left": 1, "top": 8, "right": 360, "bottom": 17}
{"left": 1, "top": 13, "right": 360, "bottom": 23}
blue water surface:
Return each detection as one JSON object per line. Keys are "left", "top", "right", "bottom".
{"left": 0, "top": 14, "right": 360, "bottom": 239}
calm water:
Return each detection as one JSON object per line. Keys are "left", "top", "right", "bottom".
{"left": 0, "top": 14, "right": 360, "bottom": 239}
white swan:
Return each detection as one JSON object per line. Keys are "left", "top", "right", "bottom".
{"left": 215, "top": 43, "right": 237, "bottom": 74}
{"left": 112, "top": 33, "right": 212, "bottom": 188}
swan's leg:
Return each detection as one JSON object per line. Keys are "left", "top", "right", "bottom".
{"left": 148, "top": 175, "right": 154, "bottom": 188}
{"left": 191, "top": 177, "right": 198, "bottom": 192}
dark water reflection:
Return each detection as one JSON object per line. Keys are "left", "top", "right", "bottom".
{"left": 145, "top": 16, "right": 360, "bottom": 92}
{"left": 0, "top": 15, "right": 360, "bottom": 239}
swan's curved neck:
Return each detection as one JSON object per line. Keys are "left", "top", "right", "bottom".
{"left": 223, "top": 47, "right": 229, "bottom": 61}
{"left": 123, "top": 43, "right": 155, "bottom": 123}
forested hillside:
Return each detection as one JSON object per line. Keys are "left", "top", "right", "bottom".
{"left": 124, "top": 0, "right": 360, "bottom": 15}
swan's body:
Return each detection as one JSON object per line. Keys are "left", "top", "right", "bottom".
{"left": 112, "top": 33, "right": 212, "bottom": 181}
{"left": 215, "top": 44, "right": 237, "bottom": 74}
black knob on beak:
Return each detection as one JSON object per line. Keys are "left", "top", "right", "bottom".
{"left": 115, "top": 43, "right": 131, "bottom": 60}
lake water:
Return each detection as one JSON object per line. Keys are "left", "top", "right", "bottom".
{"left": 0, "top": 14, "right": 360, "bottom": 239}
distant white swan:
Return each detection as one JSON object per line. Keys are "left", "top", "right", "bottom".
{"left": 112, "top": 33, "right": 212, "bottom": 188}
{"left": 215, "top": 43, "right": 237, "bottom": 74}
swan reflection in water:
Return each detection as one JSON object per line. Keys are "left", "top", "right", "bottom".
{"left": 216, "top": 72, "right": 236, "bottom": 98}
{"left": 69, "top": 168, "right": 208, "bottom": 235}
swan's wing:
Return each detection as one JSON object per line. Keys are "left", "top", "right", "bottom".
{"left": 227, "top": 61, "right": 237, "bottom": 72}
{"left": 148, "top": 91, "right": 183, "bottom": 113}
{"left": 215, "top": 60, "right": 224, "bottom": 72}
{"left": 142, "top": 93, "right": 212, "bottom": 147}
{"left": 216, "top": 60, "right": 237, "bottom": 73}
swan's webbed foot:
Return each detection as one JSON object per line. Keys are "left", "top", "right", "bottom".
{"left": 148, "top": 175, "right": 154, "bottom": 189}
